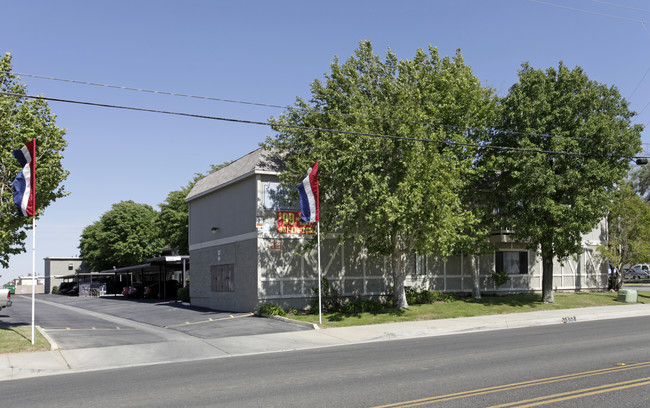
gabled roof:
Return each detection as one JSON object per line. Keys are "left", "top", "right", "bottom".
{"left": 185, "top": 148, "right": 283, "bottom": 202}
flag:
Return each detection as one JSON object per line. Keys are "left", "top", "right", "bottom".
{"left": 12, "top": 138, "right": 36, "bottom": 217}
{"left": 297, "top": 161, "right": 319, "bottom": 223}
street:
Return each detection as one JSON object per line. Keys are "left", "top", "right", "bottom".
{"left": 2, "top": 314, "right": 650, "bottom": 407}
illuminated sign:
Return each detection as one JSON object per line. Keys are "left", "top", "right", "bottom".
{"left": 276, "top": 211, "right": 316, "bottom": 235}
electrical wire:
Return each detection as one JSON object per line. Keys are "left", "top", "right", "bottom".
{"left": 14, "top": 72, "right": 290, "bottom": 110}
{"left": 2, "top": 90, "right": 647, "bottom": 162}
{"left": 591, "top": 0, "right": 650, "bottom": 14}
{"left": 530, "top": 0, "right": 650, "bottom": 24}
{"left": 14, "top": 72, "right": 592, "bottom": 142}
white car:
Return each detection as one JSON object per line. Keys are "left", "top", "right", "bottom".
{"left": 626, "top": 264, "right": 650, "bottom": 280}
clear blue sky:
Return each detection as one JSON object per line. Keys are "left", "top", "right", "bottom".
{"left": 2, "top": 0, "right": 650, "bottom": 283}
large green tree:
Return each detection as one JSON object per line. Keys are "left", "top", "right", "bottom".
{"left": 0, "top": 53, "right": 69, "bottom": 268}
{"left": 265, "top": 41, "right": 497, "bottom": 308}
{"left": 488, "top": 62, "right": 642, "bottom": 302}
{"left": 79, "top": 201, "right": 164, "bottom": 271}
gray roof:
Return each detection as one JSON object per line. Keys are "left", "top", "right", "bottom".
{"left": 185, "top": 148, "right": 283, "bottom": 202}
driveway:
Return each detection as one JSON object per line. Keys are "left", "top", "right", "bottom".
{"left": 1, "top": 294, "right": 309, "bottom": 350}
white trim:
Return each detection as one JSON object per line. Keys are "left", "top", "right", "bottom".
{"left": 189, "top": 231, "right": 258, "bottom": 251}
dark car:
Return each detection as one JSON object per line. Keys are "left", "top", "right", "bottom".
{"left": 58, "top": 282, "right": 75, "bottom": 295}
{"left": 66, "top": 284, "right": 79, "bottom": 296}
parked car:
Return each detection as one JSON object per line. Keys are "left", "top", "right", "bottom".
{"left": 58, "top": 282, "right": 76, "bottom": 295}
{"left": 0, "top": 287, "right": 11, "bottom": 311}
{"left": 67, "top": 284, "right": 79, "bottom": 296}
{"left": 127, "top": 283, "right": 144, "bottom": 298}
{"left": 144, "top": 280, "right": 180, "bottom": 299}
{"left": 626, "top": 264, "right": 650, "bottom": 280}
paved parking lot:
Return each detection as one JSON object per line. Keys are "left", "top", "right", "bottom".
{"left": 1, "top": 294, "right": 309, "bottom": 350}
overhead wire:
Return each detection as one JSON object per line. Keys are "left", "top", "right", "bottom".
{"left": 530, "top": 0, "right": 650, "bottom": 25}
{"left": 2, "top": 90, "right": 647, "bottom": 162}
{"left": 590, "top": 0, "right": 650, "bottom": 14}
{"left": 14, "top": 72, "right": 593, "bottom": 143}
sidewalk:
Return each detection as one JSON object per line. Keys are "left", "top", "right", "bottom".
{"left": 3, "top": 303, "right": 650, "bottom": 382}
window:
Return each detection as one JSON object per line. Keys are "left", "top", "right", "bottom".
{"left": 210, "top": 264, "right": 235, "bottom": 292}
{"left": 68, "top": 263, "right": 74, "bottom": 271}
{"left": 495, "top": 251, "right": 528, "bottom": 275}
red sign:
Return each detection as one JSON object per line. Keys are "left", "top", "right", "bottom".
{"left": 277, "top": 211, "right": 316, "bottom": 235}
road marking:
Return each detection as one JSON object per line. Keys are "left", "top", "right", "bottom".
{"left": 44, "top": 327, "right": 131, "bottom": 332}
{"left": 371, "top": 361, "right": 650, "bottom": 408}
{"left": 488, "top": 377, "right": 650, "bottom": 407}
{"left": 161, "top": 312, "right": 254, "bottom": 329}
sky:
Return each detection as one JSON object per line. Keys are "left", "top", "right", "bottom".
{"left": 2, "top": 0, "right": 650, "bottom": 283}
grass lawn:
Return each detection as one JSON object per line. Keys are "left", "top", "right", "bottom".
{"left": 0, "top": 326, "right": 51, "bottom": 354}
{"left": 287, "top": 291, "right": 650, "bottom": 328}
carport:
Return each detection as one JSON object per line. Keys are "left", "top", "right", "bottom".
{"left": 57, "top": 256, "right": 189, "bottom": 299}
{"left": 100, "top": 255, "right": 189, "bottom": 299}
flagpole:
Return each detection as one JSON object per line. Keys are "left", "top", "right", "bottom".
{"left": 31, "top": 138, "right": 36, "bottom": 345}
{"left": 317, "top": 221, "right": 322, "bottom": 325}
{"left": 31, "top": 216, "right": 35, "bottom": 344}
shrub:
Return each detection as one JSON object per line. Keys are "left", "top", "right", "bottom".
{"left": 258, "top": 303, "right": 286, "bottom": 317}
{"left": 386, "top": 286, "right": 456, "bottom": 305}
{"left": 51, "top": 286, "right": 59, "bottom": 294}
{"left": 311, "top": 277, "right": 343, "bottom": 313}
{"left": 177, "top": 285, "right": 190, "bottom": 302}
{"left": 492, "top": 270, "right": 511, "bottom": 287}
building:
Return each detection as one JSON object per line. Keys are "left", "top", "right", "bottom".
{"left": 11, "top": 275, "right": 46, "bottom": 294}
{"left": 44, "top": 257, "right": 90, "bottom": 294}
{"left": 186, "top": 148, "right": 608, "bottom": 312}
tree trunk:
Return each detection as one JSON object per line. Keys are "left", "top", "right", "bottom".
{"left": 541, "top": 244, "right": 555, "bottom": 303}
{"left": 469, "top": 254, "right": 481, "bottom": 299}
{"left": 392, "top": 246, "right": 408, "bottom": 309}
{"left": 615, "top": 267, "right": 624, "bottom": 291}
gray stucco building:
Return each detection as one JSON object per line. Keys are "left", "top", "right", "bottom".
{"left": 186, "top": 148, "right": 608, "bottom": 312}
{"left": 44, "top": 257, "right": 90, "bottom": 294}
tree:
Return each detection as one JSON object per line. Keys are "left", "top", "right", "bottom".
{"left": 599, "top": 183, "right": 650, "bottom": 290}
{"left": 488, "top": 62, "right": 642, "bottom": 302}
{"left": 0, "top": 53, "right": 69, "bottom": 268}
{"left": 158, "top": 188, "right": 191, "bottom": 255}
{"left": 630, "top": 165, "right": 650, "bottom": 202}
{"left": 79, "top": 201, "right": 164, "bottom": 272}
{"left": 265, "top": 41, "right": 497, "bottom": 308}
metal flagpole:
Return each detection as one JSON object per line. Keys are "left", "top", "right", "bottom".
{"left": 31, "top": 216, "right": 35, "bottom": 344}
{"left": 31, "top": 138, "right": 36, "bottom": 345}
{"left": 317, "top": 221, "right": 322, "bottom": 324}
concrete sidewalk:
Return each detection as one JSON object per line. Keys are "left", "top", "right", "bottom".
{"left": 3, "top": 303, "right": 650, "bottom": 382}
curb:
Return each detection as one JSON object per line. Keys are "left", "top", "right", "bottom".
{"left": 269, "top": 315, "right": 320, "bottom": 330}
{"left": 36, "top": 325, "right": 59, "bottom": 351}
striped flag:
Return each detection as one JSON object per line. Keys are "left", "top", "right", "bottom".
{"left": 297, "top": 161, "right": 319, "bottom": 223}
{"left": 12, "top": 138, "right": 36, "bottom": 217}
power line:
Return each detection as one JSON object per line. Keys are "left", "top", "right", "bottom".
{"left": 2, "top": 90, "right": 646, "bottom": 162}
{"left": 15, "top": 72, "right": 593, "bottom": 143}
{"left": 629, "top": 67, "right": 650, "bottom": 99}
{"left": 591, "top": 0, "right": 650, "bottom": 14}
{"left": 530, "top": 0, "right": 650, "bottom": 24}
{"left": 14, "top": 72, "right": 290, "bottom": 110}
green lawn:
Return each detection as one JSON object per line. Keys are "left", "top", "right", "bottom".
{"left": 287, "top": 291, "right": 650, "bottom": 328}
{"left": 0, "top": 326, "right": 51, "bottom": 354}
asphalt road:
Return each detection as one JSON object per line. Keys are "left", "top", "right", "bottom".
{"left": 1, "top": 294, "right": 309, "bottom": 349}
{"left": 2, "top": 313, "right": 650, "bottom": 407}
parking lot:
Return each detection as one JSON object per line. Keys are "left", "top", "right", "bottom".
{"left": 0, "top": 294, "right": 310, "bottom": 350}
